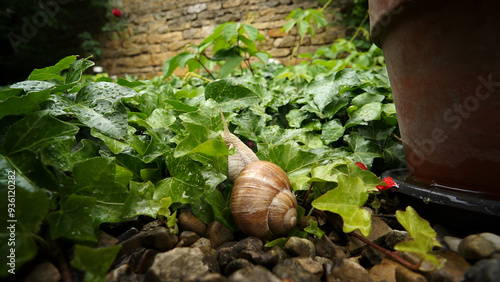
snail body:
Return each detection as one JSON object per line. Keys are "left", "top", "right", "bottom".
{"left": 219, "top": 108, "right": 298, "bottom": 240}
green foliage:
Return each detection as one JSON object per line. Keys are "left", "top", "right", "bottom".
{"left": 71, "top": 244, "right": 122, "bottom": 282}
{"left": 395, "top": 207, "right": 443, "bottom": 268}
{"left": 163, "top": 22, "right": 269, "bottom": 79}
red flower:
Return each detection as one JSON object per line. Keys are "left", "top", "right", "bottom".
{"left": 112, "top": 8, "right": 121, "bottom": 18}
{"left": 377, "top": 177, "right": 399, "bottom": 191}
{"left": 355, "top": 162, "right": 367, "bottom": 170}
{"left": 247, "top": 141, "right": 254, "bottom": 148}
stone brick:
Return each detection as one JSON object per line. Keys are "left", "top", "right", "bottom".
{"left": 166, "top": 19, "right": 192, "bottom": 31}
{"left": 268, "top": 28, "right": 287, "bottom": 38}
{"left": 269, "top": 48, "right": 291, "bottom": 58}
{"left": 142, "top": 44, "right": 161, "bottom": 54}
{"left": 124, "top": 46, "right": 142, "bottom": 56}
{"left": 132, "top": 54, "right": 153, "bottom": 68}
{"left": 183, "top": 28, "right": 203, "bottom": 40}
{"left": 223, "top": 0, "right": 249, "bottom": 9}
{"left": 168, "top": 40, "right": 191, "bottom": 51}
{"left": 148, "top": 31, "right": 183, "bottom": 44}
{"left": 165, "top": 8, "right": 183, "bottom": 20}
{"left": 186, "top": 3, "right": 207, "bottom": 14}
{"left": 151, "top": 52, "right": 173, "bottom": 65}
{"left": 273, "top": 36, "right": 296, "bottom": 48}
{"left": 206, "top": 2, "right": 222, "bottom": 10}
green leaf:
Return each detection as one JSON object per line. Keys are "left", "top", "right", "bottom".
{"left": 221, "top": 22, "right": 238, "bottom": 41}
{"left": 50, "top": 82, "right": 137, "bottom": 139}
{"left": 343, "top": 133, "right": 383, "bottom": 166}
{"left": 0, "top": 89, "right": 52, "bottom": 119}
{"left": 28, "top": 55, "right": 77, "bottom": 81}
{"left": 243, "top": 24, "right": 259, "bottom": 41}
{"left": 3, "top": 110, "right": 79, "bottom": 155}
{"left": 321, "top": 119, "right": 345, "bottom": 144}
{"left": 0, "top": 157, "right": 49, "bottom": 277}
{"left": 312, "top": 175, "right": 372, "bottom": 236}
{"left": 65, "top": 56, "right": 95, "bottom": 84}
{"left": 174, "top": 122, "right": 229, "bottom": 158}
{"left": 10, "top": 81, "right": 55, "bottom": 93}
{"left": 122, "top": 181, "right": 162, "bottom": 219}
{"left": 47, "top": 194, "right": 97, "bottom": 242}
{"left": 219, "top": 56, "right": 245, "bottom": 79}
{"left": 205, "top": 78, "right": 261, "bottom": 112}
{"left": 304, "top": 220, "right": 324, "bottom": 239}
{"left": 71, "top": 244, "right": 122, "bottom": 282}
{"left": 283, "top": 20, "right": 296, "bottom": 33}
{"left": 395, "top": 206, "right": 442, "bottom": 267}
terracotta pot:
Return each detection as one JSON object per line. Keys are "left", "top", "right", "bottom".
{"left": 369, "top": 0, "right": 500, "bottom": 201}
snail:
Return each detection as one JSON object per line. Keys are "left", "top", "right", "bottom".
{"left": 219, "top": 108, "right": 298, "bottom": 240}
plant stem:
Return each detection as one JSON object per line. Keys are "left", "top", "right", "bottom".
{"left": 314, "top": 210, "right": 419, "bottom": 271}
{"left": 197, "top": 56, "right": 216, "bottom": 80}
{"left": 348, "top": 11, "right": 369, "bottom": 44}
{"left": 302, "top": 181, "right": 315, "bottom": 204}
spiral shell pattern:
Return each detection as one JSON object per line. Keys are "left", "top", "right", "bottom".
{"left": 231, "top": 161, "right": 298, "bottom": 240}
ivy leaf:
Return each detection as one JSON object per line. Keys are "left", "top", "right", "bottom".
{"left": 266, "top": 141, "right": 319, "bottom": 191}
{"left": 304, "top": 220, "right": 324, "bottom": 239}
{"left": 47, "top": 194, "right": 97, "bottom": 242}
{"left": 28, "top": 55, "right": 77, "bottom": 81}
{"left": 174, "top": 122, "right": 229, "bottom": 158}
{"left": 122, "top": 181, "right": 162, "bottom": 219}
{"left": 205, "top": 78, "right": 261, "bottom": 112}
{"left": 312, "top": 175, "right": 372, "bottom": 236}
{"left": 2, "top": 110, "right": 79, "bottom": 155}
{"left": 321, "top": 119, "right": 345, "bottom": 144}
{"left": 395, "top": 206, "right": 442, "bottom": 267}
{"left": 343, "top": 133, "right": 382, "bottom": 167}
{"left": 0, "top": 157, "right": 49, "bottom": 277}
{"left": 71, "top": 244, "right": 122, "bottom": 282}
{"left": 65, "top": 56, "right": 95, "bottom": 84}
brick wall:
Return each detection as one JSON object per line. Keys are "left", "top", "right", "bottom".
{"left": 97, "top": 0, "right": 347, "bottom": 78}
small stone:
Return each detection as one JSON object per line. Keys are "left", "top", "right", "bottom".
{"left": 348, "top": 217, "right": 392, "bottom": 254}
{"left": 97, "top": 230, "right": 119, "bottom": 248}
{"left": 328, "top": 259, "right": 373, "bottom": 282}
{"left": 443, "top": 236, "right": 462, "bottom": 253}
{"left": 178, "top": 210, "right": 207, "bottom": 236}
{"left": 271, "top": 245, "right": 289, "bottom": 263}
{"left": 106, "top": 264, "right": 133, "bottom": 282}
{"left": 284, "top": 236, "right": 316, "bottom": 258}
{"left": 22, "top": 261, "right": 61, "bottom": 282}
{"left": 192, "top": 237, "right": 212, "bottom": 248}
{"left": 117, "top": 227, "right": 140, "bottom": 242}
{"left": 273, "top": 258, "right": 320, "bottom": 282}
{"left": 135, "top": 249, "right": 160, "bottom": 274}
{"left": 145, "top": 247, "right": 219, "bottom": 281}
{"left": 176, "top": 231, "right": 201, "bottom": 247}
{"left": 293, "top": 257, "right": 324, "bottom": 280}
{"left": 142, "top": 226, "right": 179, "bottom": 251}
{"left": 116, "top": 232, "right": 146, "bottom": 258}
{"left": 240, "top": 249, "right": 279, "bottom": 267}
{"left": 225, "top": 258, "right": 254, "bottom": 276}
{"left": 229, "top": 265, "right": 280, "bottom": 282}
{"left": 142, "top": 220, "right": 163, "bottom": 232}
{"left": 217, "top": 241, "right": 240, "bottom": 268}
{"left": 236, "top": 237, "right": 264, "bottom": 252}
{"left": 459, "top": 233, "right": 500, "bottom": 260}
{"left": 206, "top": 221, "right": 234, "bottom": 249}
{"left": 427, "top": 249, "right": 470, "bottom": 282}
{"left": 369, "top": 258, "right": 426, "bottom": 282}
{"left": 463, "top": 257, "right": 500, "bottom": 282}
{"left": 191, "top": 272, "right": 227, "bottom": 282}
{"left": 312, "top": 235, "right": 346, "bottom": 260}
{"left": 362, "top": 246, "right": 386, "bottom": 266}
{"left": 385, "top": 230, "right": 410, "bottom": 250}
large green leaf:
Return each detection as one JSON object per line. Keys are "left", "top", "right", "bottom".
{"left": 28, "top": 55, "right": 77, "bottom": 81}
{"left": 0, "top": 155, "right": 49, "bottom": 277}
{"left": 2, "top": 110, "right": 79, "bottom": 155}
{"left": 205, "top": 78, "right": 261, "bottom": 112}
{"left": 50, "top": 82, "right": 137, "bottom": 139}
{"left": 65, "top": 56, "right": 95, "bottom": 84}
{"left": 0, "top": 89, "right": 52, "bottom": 119}
{"left": 312, "top": 175, "right": 372, "bottom": 236}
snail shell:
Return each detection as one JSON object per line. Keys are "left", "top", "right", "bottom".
{"left": 230, "top": 161, "right": 298, "bottom": 240}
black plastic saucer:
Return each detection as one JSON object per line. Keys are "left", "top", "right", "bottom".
{"left": 382, "top": 169, "right": 500, "bottom": 234}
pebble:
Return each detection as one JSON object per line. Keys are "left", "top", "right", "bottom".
{"left": 145, "top": 247, "right": 219, "bottom": 281}
{"left": 176, "top": 230, "right": 201, "bottom": 247}
{"left": 384, "top": 230, "right": 409, "bottom": 250}
{"left": 179, "top": 210, "right": 207, "bottom": 236}
{"left": 348, "top": 217, "right": 392, "bottom": 254}
{"left": 426, "top": 249, "right": 470, "bottom": 282}
{"left": 22, "top": 261, "right": 61, "bottom": 282}
{"left": 328, "top": 258, "right": 373, "bottom": 282}
{"left": 463, "top": 257, "right": 500, "bottom": 282}
{"left": 293, "top": 257, "right": 324, "bottom": 279}
{"left": 206, "top": 221, "right": 234, "bottom": 249}
{"left": 225, "top": 258, "right": 254, "bottom": 276}
{"left": 272, "top": 258, "right": 321, "bottom": 282}
{"left": 97, "top": 230, "right": 119, "bottom": 247}
{"left": 142, "top": 226, "right": 179, "bottom": 251}
{"left": 135, "top": 249, "right": 160, "bottom": 274}
{"left": 229, "top": 265, "right": 280, "bottom": 282}
{"left": 368, "top": 258, "right": 426, "bottom": 282}
{"left": 443, "top": 235, "right": 462, "bottom": 253}
{"left": 459, "top": 232, "right": 500, "bottom": 260}
{"left": 240, "top": 248, "right": 279, "bottom": 267}
{"left": 191, "top": 237, "right": 212, "bottom": 248}
{"left": 312, "top": 235, "right": 346, "bottom": 260}
{"left": 284, "top": 236, "right": 316, "bottom": 258}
